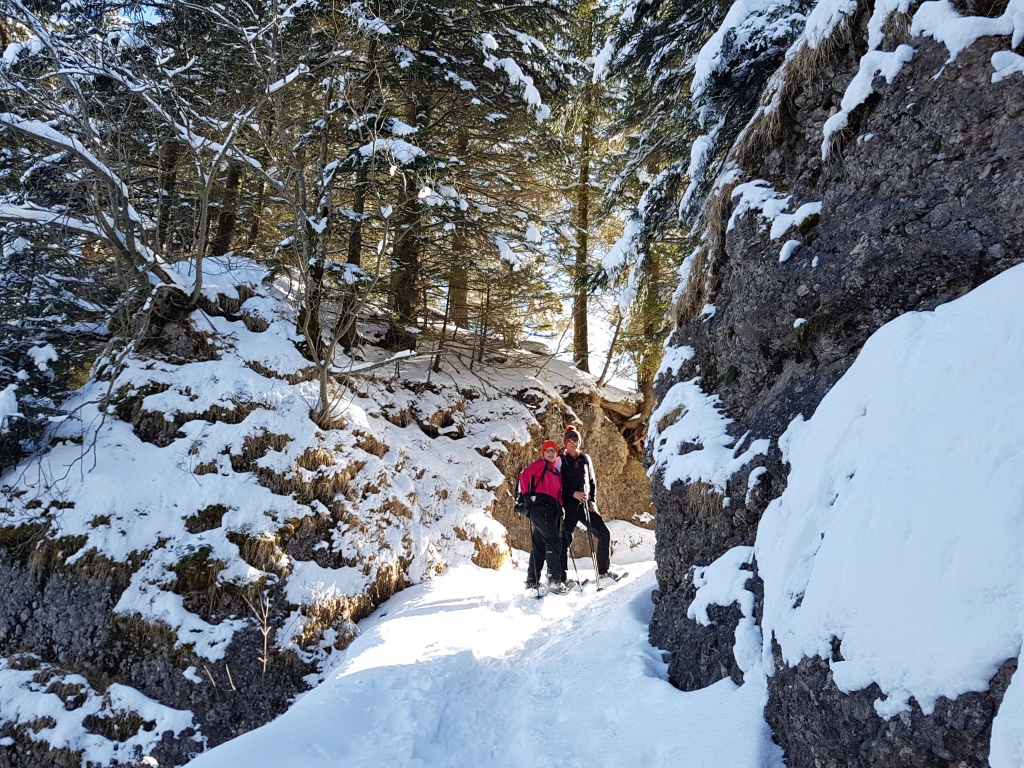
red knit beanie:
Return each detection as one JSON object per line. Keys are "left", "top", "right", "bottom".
{"left": 541, "top": 440, "right": 558, "bottom": 454}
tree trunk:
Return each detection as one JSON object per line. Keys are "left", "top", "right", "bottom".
{"left": 156, "top": 138, "right": 182, "bottom": 250}
{"left": 477, "top": 282, "right": 491, "bottom": 364}
{"left": 636, "top": 245, "right": 665, "bottom": 427}
{"left": 298, "top": 222, "right": 327, "bottom": 359}
{"left": 244, "top": 176, "right": 265, "bottom": 251}
{"left": 337, "top": 156, "right": 370, "bottom": 351}
{"left": 391, "top": 222, "right": 419, "bottom": 327}
{"left": 347, "top": 162, "right": 368, "bottom": 267}
{"left": 449, "top": 236, "right": 469, "bottom": 329}
{"left": 211, "top": 162, "right": 242, "bottom": 256}
{"left": 596, "top": 309, "right": 623, "bottom": 387}
{"left": 572, "top": 85, "right": 596, "bottom": 373}
{"left": 448, "top": 130, "right": 470, "bottom": 329}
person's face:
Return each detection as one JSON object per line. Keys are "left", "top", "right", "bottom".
{"left": 565, "top": 438, "right": 580, "bottom": 456}
{"left": 543, "top": 447, "right": 557, "bottom": 461}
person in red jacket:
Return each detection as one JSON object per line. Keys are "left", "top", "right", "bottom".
{"left": 519, "top": 439, "right": 568, "bottom": 593}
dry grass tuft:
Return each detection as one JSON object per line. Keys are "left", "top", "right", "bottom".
{"left": 290, "top": 558, "right": 411, "bottom": 650}
{"left": 366, "top": 559, "right": 409, "bottom": 608}
{"left": 882, "top": 10, "right": 912, "bottom": 38}
{"left": 0, "top": 523, "right": 50, "bottom": 558}
{"left": 729, "top": 20, "right": 852, "bottom": 173}
{"left": 227, "top": 530, "right": 282, "bottom": 572}
{"left": 27, "top": 535, "right": 88, "bottom": 571}
{"left": 673, "top": 183, "right": 737, "bottom": 323}
{"left": 383, "top": 407, "right": 415, "bottom": 428}
{"left": 110, "top": 613, "right": 183, "bottom": 660}
{"left": 25, "top": 716, "right": 58, "bottom": 731}
{"left": 675, "top": 16, "right": 861, "bottom": 321}
{"left": 381, "top": 497, "right": 413, "bottom": 519}
{"left": 193, "top": 460, "right": 219, "bottom": 475}
{"left": 125, "top": 391, "right": 267, "bottom": 447}
{"left": 353, "top": 431, "right": 388, "bottom": 458}
{"left": 687, "top": 482, "right": 725, "bottom": 520}
{"left": 8, "top": 653, "right": 42, "bottom": 671}
{"left": 43, "top": 679, "right": 88, "bottom": 710}
{"left": 170, "top": 546, "right": 224, "bottom": 596}
{"left": 230, "top": 431, "right": 291, "bottom": 471}
{"left": 655, "top": 407, "right": 686, "bottom": 436}
{"left": 294, "top": 594, "right": 364, "bottom": 650}
{"left": 2, "top": 732, "right": 80, "bottom": 768}
{"left": 245, "top": 359, "right": 319, "bottom": 384}
{"left": 472, "top": 539, "right": 509, "bottom": 570}
{"left": 296, "top": 448, "right": 337, "bottom": 471}
{"left": 184, "top": 504, "right": 228, "bottom": 534}
{"left": 256, "top": 459, "right": 365, "bottom": 507}
{"left": 65, "top": 549, "right": 134, "bottom": 588}
{"left": 951, "top": 0, "right": 1009, "bottom": 16}
{"left": 241, "top": 312, "right": 270, "bottom": 333}
{"left": 83, "top": 710, "right": 154, "bottom": 743}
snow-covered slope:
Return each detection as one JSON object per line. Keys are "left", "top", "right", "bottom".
{"left": 183, "top": 550, "right": 782, "bottom": 768}
{"left": 655, "top": 262, "right": 1024, "bottom": 766}
{"left": 0, "top": 257, "right": 648, "bottom": 765}
{"left": 755, "top": 262, "right": 1024, "bottom": 760}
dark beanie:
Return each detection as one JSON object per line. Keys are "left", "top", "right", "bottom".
{"left": 564, "top": 425, "right": 581, "bottom": 444}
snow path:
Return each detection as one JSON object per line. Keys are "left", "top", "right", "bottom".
{"left": 185, "top": 561, "right": 781, "bottom": 767}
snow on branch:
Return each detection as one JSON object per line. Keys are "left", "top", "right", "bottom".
{"left": 480, "top": 33, "right": 550, "bottom": 122}
{"left": 268, "top": 63, "right": 309, "bottom": 94}
{"left": 0, "top": 204, "right": 188, "bottom": 290}
{"left": 0, "top": 113, "right": 135, "bottom": 212}
{"left": 359, "top": 138, "right": 427, "bottom": 166}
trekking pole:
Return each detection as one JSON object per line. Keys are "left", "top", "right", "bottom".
{"left": 569, "top": 547, "right": 582, "bottom": 590}
{"left": 582, "top": 501, "right": 600, "bottom": 590}
{"left": 560, "top": 513, "right": 582, "bottom": 591}
{"left": 566, "top": 517, "right": 583, "bottom": 591}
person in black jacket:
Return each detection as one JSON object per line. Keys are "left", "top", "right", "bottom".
{"left": 558, "top": 425, "right": 612, "bottom": 578}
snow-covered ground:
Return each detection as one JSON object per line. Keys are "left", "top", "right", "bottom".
{"left": 7, "top": 258, "right": 1024, "bottom": 767}
{"left": 184, "top": 543, "right": 782, "bottom": 768}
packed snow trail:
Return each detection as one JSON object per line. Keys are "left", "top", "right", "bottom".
{"left": 185, "top": 560, "right": 782, "bottom": 768}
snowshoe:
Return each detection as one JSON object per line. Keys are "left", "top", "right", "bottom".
{"left": 579, "top": 571, "right": 628, "bottom": 590}
{"left": 546, "top": 581, "right": 571, "bottom": 595}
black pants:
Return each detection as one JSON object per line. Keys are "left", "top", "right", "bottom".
{"left": 526, "top": 497, "right": 565, "bottom": 584}
{"left": 562, "top": 500, "right": 611, "bottom": 575}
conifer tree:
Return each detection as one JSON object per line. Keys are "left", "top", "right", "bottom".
{"left": 553, "top": 0, "right": 619, "bottom": 373}
{"left": 593, "top": 0, "right": 806, "bottom": 414}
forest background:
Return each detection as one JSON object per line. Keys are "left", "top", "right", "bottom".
{"left": 0, "top": 0, "right": 781, "bottom": 464}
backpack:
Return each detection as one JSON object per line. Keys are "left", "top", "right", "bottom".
{"left": 514, "top": 462, "right": 550, "bottom": 516}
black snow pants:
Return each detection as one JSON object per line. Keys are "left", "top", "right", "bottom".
{"left": 526, "top": 495, "right": 566, "bottom": 584}
{"left": 562, "top": 500, "right": 611, "bottom": 575}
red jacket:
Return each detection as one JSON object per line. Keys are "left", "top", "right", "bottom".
{"left": 519, "top": 458, "right": 562, "bottom": 506}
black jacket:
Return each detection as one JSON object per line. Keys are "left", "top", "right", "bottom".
{"left": 558, "top": 452, "right": 596, "bottom": 504}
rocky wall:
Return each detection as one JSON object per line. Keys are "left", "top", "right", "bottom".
{"left": 0, "top": 548, "right": 306, "bottom": 768}
{"left": 650, "top": 24, "right": 1024, "bottom": 767}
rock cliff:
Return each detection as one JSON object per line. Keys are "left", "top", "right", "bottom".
{"left": 648, "top": 4, "right": 1023, "bottom": 765}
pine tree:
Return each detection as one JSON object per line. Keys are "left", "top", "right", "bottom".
{"left": 553, "top": 0, "right": 620, "bottom": 373}
{"left": 590, "top": 0, "right": 806, "bottom": 417}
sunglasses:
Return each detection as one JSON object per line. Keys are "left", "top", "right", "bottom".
{"left": 566, "top": 438, "right": 580, "bottom": 443}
